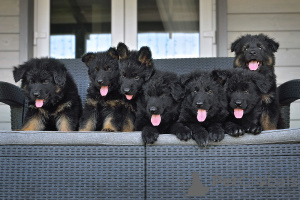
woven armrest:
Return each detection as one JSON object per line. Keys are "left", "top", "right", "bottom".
{"left": 0, "top": 81, "right": 24, "bottom": 107}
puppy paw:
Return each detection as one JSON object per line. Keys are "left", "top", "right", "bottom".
{"left": 192, "top": 130, "right": 209, "bottom": 147}
{"left": 173, "top": 126, "right": 192, "bottom": 141}
{"left": 142, "top": 126, "right": 159, "bottom": 144}
{"left": 224, "top": 122, "right": 245, "bottom": 137}
{"left": 208, "top": 126, "right": 225, "bottom": 142}
{"left": 102, "top": 128, "right": 115, "bottom": 132}
{"left": 246, "top": 124, "right": 262, "bottom": 135}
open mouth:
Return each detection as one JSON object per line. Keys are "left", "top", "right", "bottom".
{"left": 125, "top": 95, "right": 134, "bottom": 100}
{"left": 100, "top": 84, "right": 111, "bottom": 96}
{"left": 196, "top": 107, "right": 210, "bottom": 122}
{"left": 246, "top": 60, "right": 262, "bottom": 71}
{"left": 35, "top": 95, "right": 48, "bottom": 108}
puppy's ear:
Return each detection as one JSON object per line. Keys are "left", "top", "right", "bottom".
{"left": 13, "top": 63, "right": 29, "bottom": 82}
{"left": 170, "top": 81, "right": 185, "bottom": 102}
{"left": 211, "top": 70, "right": 231, "bottom": 86}
{"left": 82, "top": 52, "right": 95, "bottom": 66}
{"left": 137, "top": 46, "right": 153, "bottom": 66}
{"left": 231, "top": 36, "right": 245, "bottom": 52}
{"left": 117, "top": 42, "right": 129, "bottom": 60}
{"left": 262, "top": 34, "right": 279, "bottom": 52}
{"left": 53, "top": 66, "right": 67, "bottom": 87}
{"left": 108, "top": 47, "right": 118, "bottom": 59}
{"left": 180, "top": 73, "right": 192, "bottom": 85}
{"left": 252, "top": 73, "right": 270, "bottom": 94}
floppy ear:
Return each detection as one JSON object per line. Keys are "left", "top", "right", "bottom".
{"left": 252, "top": 73, "right": 270, "bottom": 94}
{"left": 211, "top": 70, "right": 231, "bottom": 86}
{"left": 230, "top": 35, "right": 246, "bottom": 52}
{"left": 53, "top": 66, "right": 67, "bottom": 87}
{"left": 169, "top": 81, "right": 185, "bottom": 102}
{"left": 108, "top": 47, "right": 118, "bottom": 59}
{"left": 263, "top": 34, "right": 279, "bottom": 52}
{"left": 117, "top": 42, "right": 129, "bottom": 60}
{"left": 13, "top": 64, "right": 29, "bottom": 82}
{"left": 81, "top": 52, "right": 95, "bottom": 66}
{"left": 137, "top": 46, "right": 153, "bottom": 66}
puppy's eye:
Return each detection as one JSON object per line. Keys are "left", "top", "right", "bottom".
{"left": 207, "top": 90, "right": 213, "bottom": 94}
{"left": 244, "top": 90, "right": 249, "bottom": 93}
{"left": 259, "top": 47, "right": 262, "bottom": 50}
{"left": 193, "top": 89, "right": 198, "bottom": 93}
{"left": 105, "top": 67, "right": 112, "bottom": 71}
{"left": 43, "top": 80, "right": 49, "bottom": 84}
{"left": 135, "top": 76, "right": 140, "bottom": 80}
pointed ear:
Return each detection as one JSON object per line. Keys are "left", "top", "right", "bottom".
{"left": 137, "top": 46, "right": 153, "bottom": 66}
{"left": 13, "top": 64, "right": 29, "bottom": 82}
{"left": 263, "top": 34, "right": 279, "bottom": 52}
{"left": 117, "top": 42, "right": 129, "bottom": 60}
{"left": 231, "top": 36, "right": 245, "bottom": 52}
{"left": 108, "top": 47, "right": 118, "bottom": 59}
{"left": 53, "top": 65, "right": 67, "bottom": 87}
{"left": 170, "top": 81, "right": 185, "bottom": 102}
{"left": 81, "top": 52, "right": 95, "bottom": 66}
{"left": 211, "top": 70, "right": 231, "bottom": 86}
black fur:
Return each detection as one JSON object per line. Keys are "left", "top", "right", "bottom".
{"left": 174, "top": 70, "right": 229, "bottom": 146}
{"left": 224, "top": 69, "right": 271, "bottom": 136}
{"left": 13, "top": 58, "right": 82, "bottom": 131}
{"left": 135, "top": 70, "right": 184, "bottom": 144}
{"left": 79, "top": 48, "right": 135, "bottom": 132}
{"left": 231, "top": 34, "right": 280, "bottom": 130}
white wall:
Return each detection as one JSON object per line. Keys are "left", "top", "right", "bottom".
{"left": 0, "top": 0, "right": 20, "bottom": 130}
{"left": 227, "top": 0, "right": 300, "bottom": 128}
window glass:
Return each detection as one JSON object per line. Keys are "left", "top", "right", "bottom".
{"left": 138, "top": 0, "right": 199, "bottom": 58}
{"left": 50, "top": 0, "right": 111, "bottom": 58}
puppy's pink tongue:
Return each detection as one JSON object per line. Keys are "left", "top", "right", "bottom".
{"left": 249, "top": 61, "right": 259, "bottom": 71}
{"left": 197, "top": 109, "right": 207, "bottom": 122}
{"left": 234, "top": 108, "right": 244, "bottom": 118}
{"left": 35, "top": 99, "right": 44, "bottom": 108}
{"left": 100, "top": 86, "right": 108, "bottom": 96}
{"left": 126, "top": 95, "right": 133, "bottom": 100}
{"left": 151, "top": 115, "right": 161, "bottom": 126}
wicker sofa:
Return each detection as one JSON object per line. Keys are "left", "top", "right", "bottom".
{"left": 0, "top": 58, "right": 300, "bottom": 199}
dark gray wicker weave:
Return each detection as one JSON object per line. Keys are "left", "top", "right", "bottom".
{"left": 0, "top": 57, "right": 300, "bottom": 200}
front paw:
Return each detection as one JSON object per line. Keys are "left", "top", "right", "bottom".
{"left": 192, "top": 129, "right": 209, "bottom": 147}
{"left": 142, "top": 126, "right": 159, "bottom": 144}
{"left": 208, "top": 126, "right": 225, "bottom": 142}
{"left": 245, "top": 124, "right": 262, "bottom": 135}
{"left": 173, "top": 125, "right": 192, "bottom": 141}
{"left": 224, "top": 122, "right": 245, "bottom": 137}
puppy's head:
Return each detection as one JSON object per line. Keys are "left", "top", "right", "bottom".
{"left": 143, "top": 72, "right": 184, "bottom": 126}
{"left": 231, "top": 34, "right": 279, "bottom": 71}
{"left": 117, "top": 43, "right": 155, "bottom": 100}
{"left": 13, "top": 58, "right": 67, "bottom": 107}
{"left": 82, "top": 47, "right": 119, "bottom": 96}
{"left": 226, "top": 69, "right": 268, "bottom": 118}
{"left": 181, "top": 71, "right": 227, "bottom": 122}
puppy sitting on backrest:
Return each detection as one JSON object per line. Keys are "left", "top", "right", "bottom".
{"left": 79, "top": 48, "right": 135, "bottom": 132}
{"left": 13, "top": 58, "right": 82, "bottom": 131}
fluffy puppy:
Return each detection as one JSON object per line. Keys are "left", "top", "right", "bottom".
{"left": 13, "top": 58, "right": 82, "bottom": 131}
{"left": 79, "top": 48, "right": 135, "bottom": 132}
{"left": 135, "top": 70, "right": 184, "bottom": 144}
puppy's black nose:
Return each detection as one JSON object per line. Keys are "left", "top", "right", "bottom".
{"left": 149, "top": 106, "right": 157, "bottom": 113}
{"left": 123, "top": 88, "right": 130, "bottom": 93}
{"left": 33, "top": 92, "right": 40, "bottom": 97}
{"left": 196, "top": 101, "right": 203, "bottom": 107}
{"left": 97, "top": 79, "right": 103, "bottom": 84}
{"left": 235, "top": 100, "right": 242, "bottom": 107}
{"left": 250, "top": 50, "right": 256, "bottom": 55}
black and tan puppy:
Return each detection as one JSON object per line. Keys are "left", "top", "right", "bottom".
{"left": 224, "top": 69, "right": 270, "bottom": 136}
{"left": 231, "top": 34, "right": 280, "bottom": 130}
{"left": 117, "top": 42, "right": 154, "bottom": 102}
{"left": 79, "top": 48, "right": 135, "bottom": 132}
{"left": 135, "top": 70, "right": 184, "bottom": 144}
{"left": 173, "top": 70, "right": 229, "bottom": 146}
{"left": 13, "top": 58, "right": 82, "bottom": 131}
